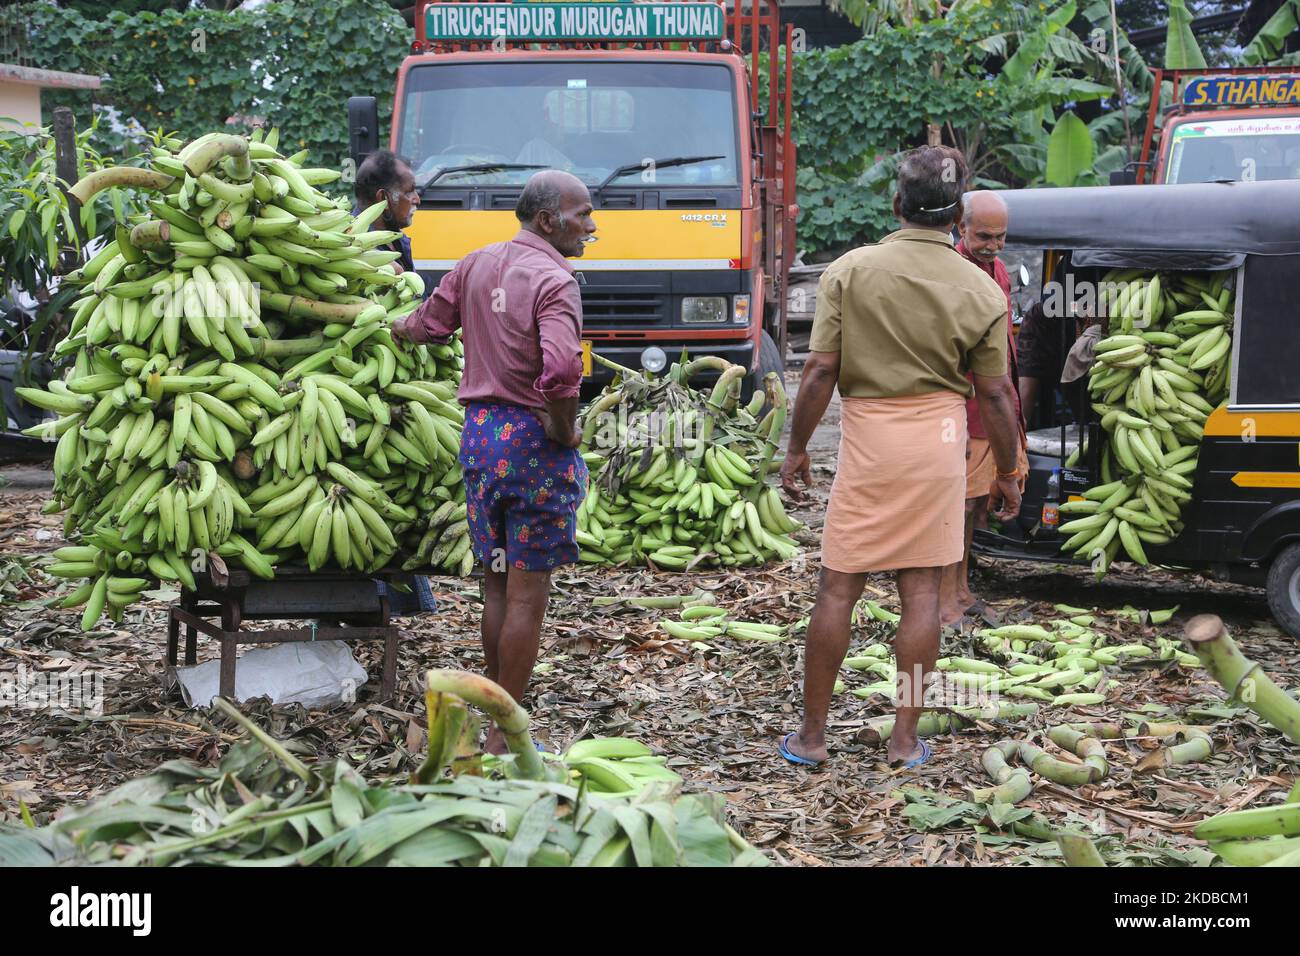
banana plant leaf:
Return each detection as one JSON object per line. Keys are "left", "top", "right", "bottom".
{"left": 1045, "top": 110, "right": 1096, "bottom": 186}
{"left": 0, "top": 693, "right": 768, "bottom": 868}
{"left": 1002, "top": 0, "right": 1078, "bottom": 84}
{"left": 1165, "top": 0, "right": 1208, "bottom": 69}
{"left": 1241, "top": 0, "right": 1300, "bottom": 66}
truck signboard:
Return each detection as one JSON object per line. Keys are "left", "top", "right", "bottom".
{"left": 424, "top": 2, "right": 727, "bottom": 42}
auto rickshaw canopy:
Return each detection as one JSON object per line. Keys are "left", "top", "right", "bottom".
{"left": 987, "top": 179, "right": 1300, "bottom": 257}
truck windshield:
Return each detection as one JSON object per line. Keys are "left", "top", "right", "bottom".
{"left": 397, "top": 60, "right": 739, "bottom": 188}
{"left": 1166, "top": 115, "right": 1300, "bottom": 183}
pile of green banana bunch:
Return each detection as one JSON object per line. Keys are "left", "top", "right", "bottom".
{"left": 19, "top": 129, "right": 470, "bottom": 629}
{"left": 1057, "top": 268, "right": 1231, "bottom": 575}
{"left": 839, "top": 602, "right": 1198, "bottom": 709}
{"left": 576, "top": 357, "right": 799, "bottom": 569}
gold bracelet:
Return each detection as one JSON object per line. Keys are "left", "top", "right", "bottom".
{"left": 996, "top": 469, "right": 1018, "bottom": 479}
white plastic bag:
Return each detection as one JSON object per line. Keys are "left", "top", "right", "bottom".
{"left": 175, "top": 641, "right": 367, "bottom": 709}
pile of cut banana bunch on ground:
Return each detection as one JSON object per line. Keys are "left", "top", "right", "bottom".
{"left": 0, "top": 671, "right": 766, "bottom": 867}
{"left": 18, "top": 129, "right": 472, "bottom": 630}
{"left": 575, "top": 355, "right": 799, "bottom": 569}
{"left": 836, "top": 602, "right": 1201, "bottom": 743}
{"left": 1058, "top": 269, "right": 1231, "bottom": 575}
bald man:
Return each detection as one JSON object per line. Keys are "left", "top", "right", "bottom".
{"left": 393, "top": 170, "right": 597, "bottom": 751}
{"left": 939, "top": 191, "right": 1027, "bottom": 626}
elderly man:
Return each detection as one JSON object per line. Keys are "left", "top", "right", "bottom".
{"left": 353, "top": 149, "right": 418, "bottom": 274}
{"left": 938, "top": 191, "right": 1029, "bottom": 625}
{"left": 392, "top": 170, "right": 597, "bottom": 752}
{"left": 778, "top": 147, "right": 1023, "bottom": 769}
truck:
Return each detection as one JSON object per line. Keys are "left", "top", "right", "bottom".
{"left": 1115, "top": 66, "right": 1300, "bottom": 185}
{"left": 347, "top": 0, "right": 796, "bottom": 400}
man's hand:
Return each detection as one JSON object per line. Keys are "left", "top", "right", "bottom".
{"left": 390, "top": 317, "right": 413, "bottom": 344}
{"left": 536, "top": 408, "right": 582, "bottom": 448}
{"left": 780, "top": 447, "right": 812, "bottom": 502}
{"left": 990, "top": 474, "right": 1022, "bottom": 522}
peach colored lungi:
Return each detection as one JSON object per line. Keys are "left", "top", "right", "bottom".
{"left": 965, "top": 437, "right": 996, "bottom": 500}
{"left": 822, "top": 391, "right": 966, "bottom": 572}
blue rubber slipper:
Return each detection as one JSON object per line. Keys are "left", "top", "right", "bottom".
{"left": 779, "top": 733, "right": 823, "bottom": 767}
{"left": 893, "top": 739, "right": 932, "bottom": 770}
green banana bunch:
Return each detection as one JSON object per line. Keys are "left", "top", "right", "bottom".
{"left": 576, "top": 359, "right": 797, "bottom": 570}
{"left": 556, "top": 738, "right": 684, "bottom": 794}
{"left": 1063, "top": 269, "right": 1233, "bottom": 576}
{"left": 30, "top": 130, "right": 470, "bottom": 631}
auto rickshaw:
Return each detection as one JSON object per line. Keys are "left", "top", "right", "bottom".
{"left": 972, "top": 178, "right": 1300, "bottom": 639}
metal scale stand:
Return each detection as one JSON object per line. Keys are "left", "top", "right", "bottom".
{"left": 165, "top": 566, "right": 408, "bottom": 700}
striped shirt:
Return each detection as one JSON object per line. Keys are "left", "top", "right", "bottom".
{"left": 396, "top": 229, "right": 584, "bottom": 410}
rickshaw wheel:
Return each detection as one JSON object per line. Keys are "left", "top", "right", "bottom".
{"left": 1265, "top": 542, "right": 1300, "bottom": 641}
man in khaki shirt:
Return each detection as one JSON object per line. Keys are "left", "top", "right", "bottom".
{"left": 778, "top": 147, "right": 1022, "bottom": 769}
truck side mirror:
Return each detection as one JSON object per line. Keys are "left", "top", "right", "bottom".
{"left": 1109, "top": 169, "right": 1137, "bottom": 186}
{"left": 348, "top": 96, "right": 379, "bottom": 168}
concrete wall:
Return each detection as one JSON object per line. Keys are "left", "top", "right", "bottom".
{"left": 0, "top": 81, "right": 41, "bottom": 131}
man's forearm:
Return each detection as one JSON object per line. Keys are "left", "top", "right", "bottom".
{"left": 980, "top": 382, "right": 1020, "bottom": 475}
{"left": 788, "top": 365, "right": 837, "bottom": 453}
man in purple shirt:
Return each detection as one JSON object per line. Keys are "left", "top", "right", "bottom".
{"left": 393, "top": 170, "right": 596, "bottom": 752}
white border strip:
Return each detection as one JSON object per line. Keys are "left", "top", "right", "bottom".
{"left": 413, "top": 258, "right": 736, "bottom": 271}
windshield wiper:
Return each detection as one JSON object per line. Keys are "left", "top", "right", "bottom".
{"left": 421, "top": 163, "right": 546, "bottom": 190}
{"left": 593, "top": 155, "right": 724, "bottom": 199}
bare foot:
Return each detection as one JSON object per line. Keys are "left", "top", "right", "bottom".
{"left": 484, "top": 728, "right": 508, "bottom": 755}
{"left": 781, "top": 731, "right": 828, "bottom": 764}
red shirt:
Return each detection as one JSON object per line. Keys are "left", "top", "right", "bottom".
{"left": 956, "top": 241, "right": 1020, "bottom": 438}
{"left": 397, "top": 230, "right": 584, "bottom": 410}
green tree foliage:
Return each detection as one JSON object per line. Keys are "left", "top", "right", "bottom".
{"left": 791, "top": 0, "right": 1116, "bottom": 253}
{"left": 0, "top": 0, "right": 407, "bottom": 175}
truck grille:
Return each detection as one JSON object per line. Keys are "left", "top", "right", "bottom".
{"left": 580, "top": 292, "right": 668, "bottom": 329}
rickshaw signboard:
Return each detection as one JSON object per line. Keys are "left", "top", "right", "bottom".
{"left": 1183, "top": 74, "right": 1300, "bottom": 108}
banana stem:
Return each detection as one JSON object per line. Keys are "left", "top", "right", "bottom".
{"left": 260, "top": 290, "right": 372, "bottom": 323}
{"left": 861, "top": 702, "right": 1037, "bottom": 747}
{"left": 424, "top": 669, "right": 546, "bottom": 781}
{"left": 698, "top": 365, "right": 744, "bottom": 445}
{"left": 975, "top": 736, "right": 1105, "bottom": 803}
{"left": 581, "top": 388, "right": 625, "bottom": 445}
{"left": 1057, "top": 833, "right": 1107, "bottom": 867}
{"left": 128, "top": 220, "right": 172, "bottom": 250}
{"left": 1048, "top": 726, "right": 1110, "bottom": 780}
{"left": 184, "top": 134, "right": 251, "bottom": 177}
{"left": 591, "top": 352, "right": 636, "bottom": 377}
{"left": 413, "top": 690, "right": 468, "bottom": 784}
{"left": 251, "top": 333, "right": 326, "bottom": 360}
{"left": 746, "top": 372, "right": 788, "bottom": 502}
{"left": 68, "top": 167, "right": 175, "bottom": 205}
{"left": 973, "top": 740, "right": 1033, "bottom": 804}
{"left": 1183, "top": 614, "right": 1300, "bottom": 744}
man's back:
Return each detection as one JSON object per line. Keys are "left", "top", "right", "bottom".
{"left": 811, "top": 229, "right": 1009, "bottom": 399}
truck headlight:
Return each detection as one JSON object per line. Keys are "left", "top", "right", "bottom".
{"left": 640, "top": 346, "right": 667, "bottom": 373}
{"left": 681, "top": 296, "right": 727, "bottom": 324}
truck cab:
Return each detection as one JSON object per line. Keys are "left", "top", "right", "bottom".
{"left": 351, "top": 0, "right": 795, "bottom": 399}
{"left": 1123, "top": 68, "right": 1300, "bottom": 185}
